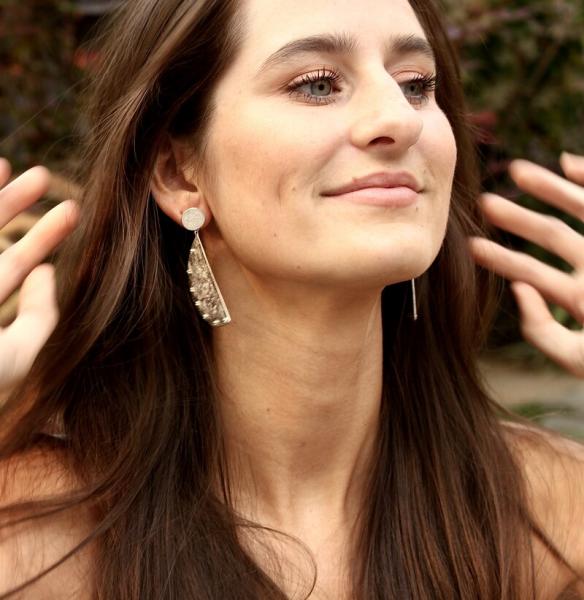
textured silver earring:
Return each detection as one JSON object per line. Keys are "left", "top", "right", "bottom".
{"left": 411, "top": 278, "right": 418, "bottom": 321}
{"left": 181, "top": 207, "right": 231, "bottom": 327}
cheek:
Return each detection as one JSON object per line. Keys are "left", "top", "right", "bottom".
{"left": 429, "top": 112, "right": 457, "bottom": 192}
{"left": 203, "top": 97, "right": 343, "bottom": 238}
{"left": 206, "top": 102, "right": 316, "bottom": 209}
{"left": 421, "top": 110, "right": 457, "bottom": 215}
{"left": 200, "top": 101, "right": 328, "bottom": 273}
{"left": 414, "top": 111, "right": 457, "bottom": 251}
{"left": 206, "top": 85, "right": 350, "bottom": 192}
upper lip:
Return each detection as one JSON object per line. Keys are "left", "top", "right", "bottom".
{"left": 322, "top": 171, "right": 423, "bottom": 196}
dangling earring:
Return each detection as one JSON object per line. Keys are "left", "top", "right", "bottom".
{"left": 181, "top": 207, "right": 231, "bottom": 327}
{"left": 411, "top": 278, "right": 418, "bottom": 321}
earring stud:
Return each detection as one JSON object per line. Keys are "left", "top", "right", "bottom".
{"left": 181, "top": 207, "right": 206, "bottom": 231}
{"left": 182, "top": 207, "right": 231, "bottom": 327}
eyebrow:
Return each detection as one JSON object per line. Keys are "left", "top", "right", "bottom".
{"left": 257, "top": 32, "right": 436, "bottom": 75}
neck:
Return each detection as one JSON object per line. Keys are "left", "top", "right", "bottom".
{"left": 212, "top": 275, "right": 383, "bottom": 535}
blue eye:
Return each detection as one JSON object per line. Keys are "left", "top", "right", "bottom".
{"left": 287, "top": 68, "right": 342, "bottom": 105}
{"left": 400, "top": 74, "right": 438, "bottom": 106}
{"left": 304, "top": 79, "right": 333, "bottom": 97}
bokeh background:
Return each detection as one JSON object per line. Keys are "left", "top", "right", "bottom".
{"left": 1, "top": 0, "right": 583, "bottom": 436}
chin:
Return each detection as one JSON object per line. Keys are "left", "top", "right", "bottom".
{"left": 345, "top": 241, "right": 438, "bottom": 281}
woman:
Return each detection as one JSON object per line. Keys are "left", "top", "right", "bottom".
{"left": 0, "top": 0, "right": 583, "bottom": 597}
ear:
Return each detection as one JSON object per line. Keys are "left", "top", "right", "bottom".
{"left": 150, "top": 136, "right": 211, "bottom": 227}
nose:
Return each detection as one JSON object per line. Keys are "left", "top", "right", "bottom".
{"left": 348, "top": 75, "right": 424, "bottom": 153}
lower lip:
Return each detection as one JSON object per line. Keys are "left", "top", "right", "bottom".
{"left": 325, "top": 187, "right": 419, "bottom": 207}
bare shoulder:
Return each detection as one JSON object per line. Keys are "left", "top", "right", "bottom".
{"left": 501, "top": 421, "right": 584, "bottom": 598}
{"left": 0, "top": 445, "right": 95, "bottom": 599}
{"left": 501, "top": 421, "right": 584, "bottom": 520}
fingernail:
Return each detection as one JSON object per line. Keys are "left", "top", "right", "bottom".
{"left": 561, "top": 151, "right": 583, "bottom": 164}
{"left": 509, "top": 158, "right": 529, "bottom": 166}
{"left": 479, "top": 192, "right": 499, "bottom": 203}
{"left": 508, "top": 159, "right": 532, "bottom": 178}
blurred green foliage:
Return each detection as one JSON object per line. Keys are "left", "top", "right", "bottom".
{"left": 511, "top": 401, "right": 584, "bottom": 439}
{"left": 0, "top": 1, "right": 84, "bottom": 174}
{"left": 445, "top": 0, "right": 584, "bottom": 166}
{"left": 0, "top": 0, "right": 583, "bottom": 352}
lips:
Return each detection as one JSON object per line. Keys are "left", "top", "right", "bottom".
{"left": 322, "top": 171, "right": 423, "bottom": 196}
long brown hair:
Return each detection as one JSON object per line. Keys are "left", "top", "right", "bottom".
{"left": 0, "top": 0, "right": 582, "bottom": 597}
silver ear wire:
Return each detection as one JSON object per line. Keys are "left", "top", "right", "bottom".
{"left": 181, "top": 208, "right": 231, "bottom": 327}
{"left": 411, "top": 278, "right": 418, "bottom": 321}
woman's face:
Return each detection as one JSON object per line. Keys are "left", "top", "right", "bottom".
{"left": 198, "top": 0, "right": 457, "bottom": 290}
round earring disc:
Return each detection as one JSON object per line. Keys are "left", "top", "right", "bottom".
{"left": 181, "top": 207, "right": 206, "bottom": 231}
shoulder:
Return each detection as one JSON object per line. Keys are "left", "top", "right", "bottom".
{"left": 501, "top": 421, "right": 584, "bottom": 598}
{"left": 501, "top": 420, "right": 584, "bottom": 533}
{"left": 0, "top": 445, "right": 95, "bottom": 599}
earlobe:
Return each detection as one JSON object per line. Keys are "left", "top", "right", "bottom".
{"left": 151, "top": 184, "right": 207, "bottom": 227}
{"left": 150, "top": 137, "right": 209, "bottom": 226}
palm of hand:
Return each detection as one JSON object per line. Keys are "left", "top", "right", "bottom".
{"left": 470, "top": 153, "right": 584, "bottom": 378}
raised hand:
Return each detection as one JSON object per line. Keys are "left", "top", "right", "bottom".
{"left": 0, "top": 158, "right": 79, "bottom": 393}
{"left": 469, "top": 153, "right": 584, "bottom": 378}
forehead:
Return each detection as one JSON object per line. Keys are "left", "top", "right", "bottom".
{"left": 239, "top": 0, "right": 426, "bottom": 61}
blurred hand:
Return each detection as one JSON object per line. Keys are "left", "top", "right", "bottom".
{"left": 469, "top": 152, "right": 584, "bottom": 378}
{"left": 0, "top": 158, "right": 79, "bottom": 392}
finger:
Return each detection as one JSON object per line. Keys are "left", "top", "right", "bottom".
{"left": 0, "top": 158, "right": 12, "bottom": 188}
{"left": 560, "top": 152, "right": 584, "bottom": 187}
{"left": 468, "top": 237, "right": 582, "bottom": 320}
{"left": 510, "top": 281, "right": 584, "bottom": 378}
{"left": 478, "top": 193, "right": 584, "bottom": 269}
{"left": 0, "top": 165, "right": 51, "bottom": 230}
{"left": 0, "top": 200, "right": 79, "bottom": 304}
{"left": 509, "top": 159, "right": 584, "bottom": 222}
{"left": 0, "top": 264, "right": 59, "bottom": 390}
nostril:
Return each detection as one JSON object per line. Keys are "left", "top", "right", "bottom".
{"left": 371, "top": 136, "right": 395, "bottom": 146}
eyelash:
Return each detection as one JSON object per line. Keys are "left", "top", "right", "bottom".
{"left": 286, "top": 67, "right": 438, "bottom": 107}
